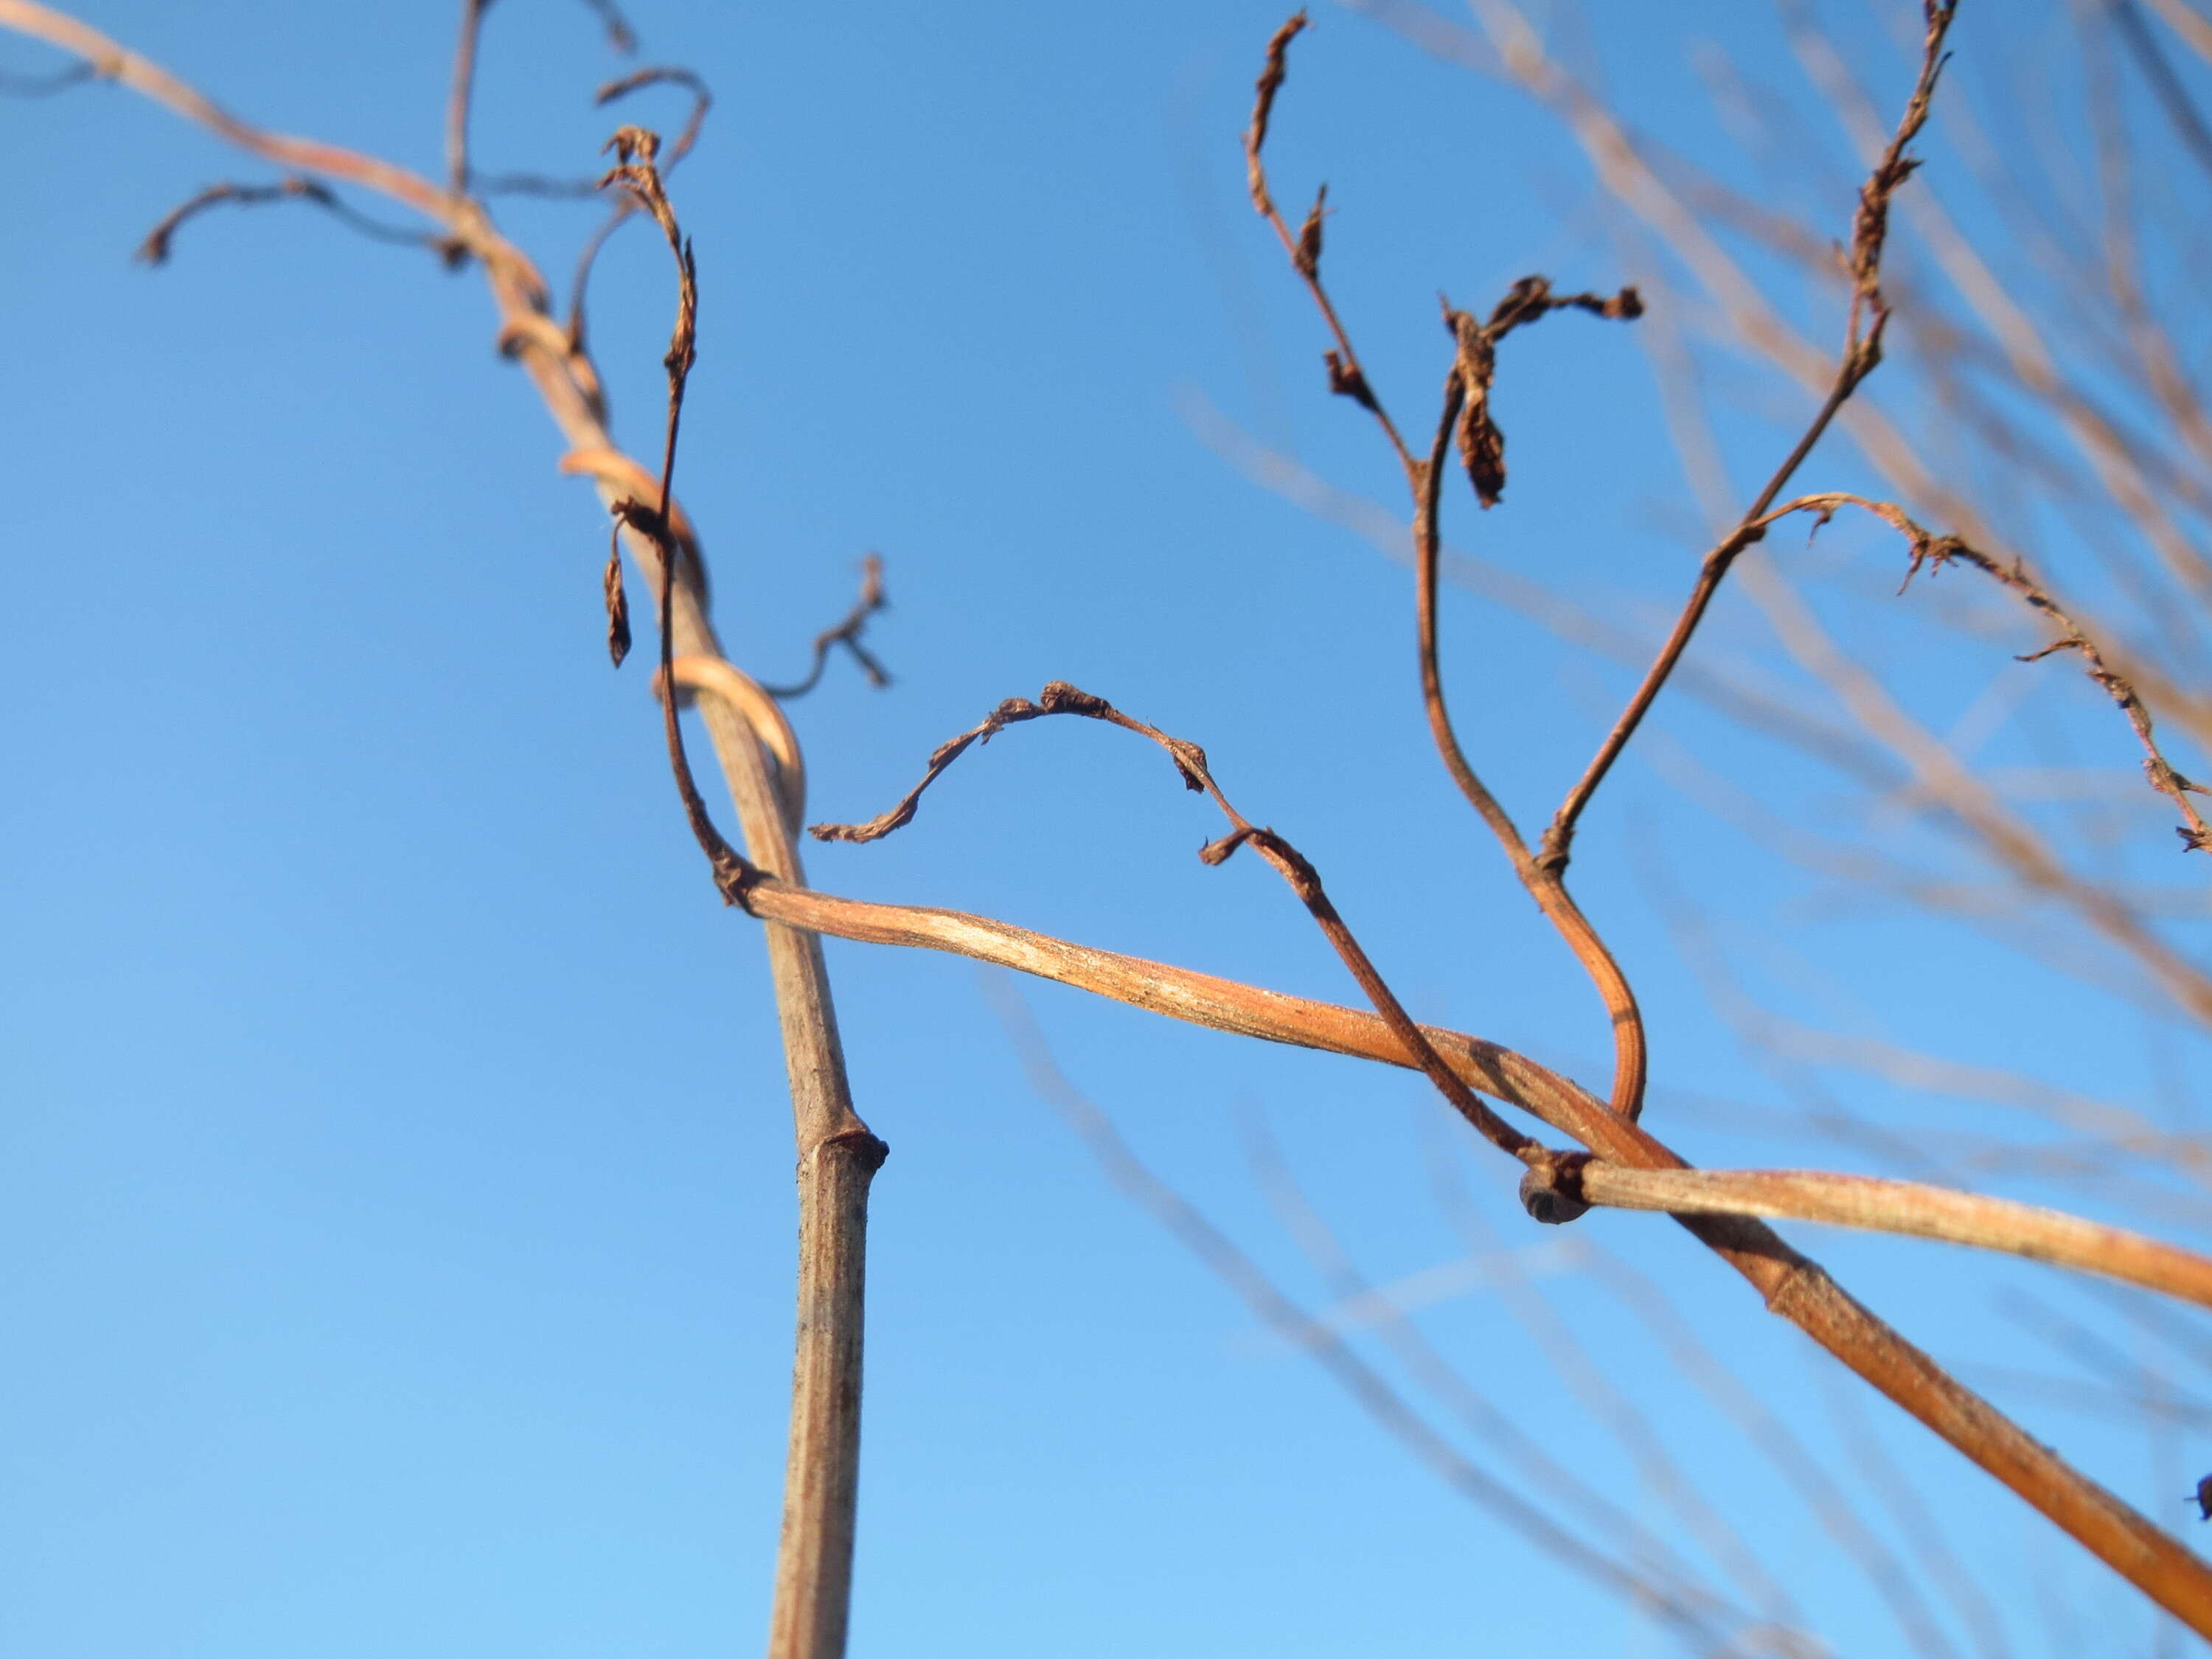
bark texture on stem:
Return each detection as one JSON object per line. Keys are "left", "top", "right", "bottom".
{"left": 689, "top": 671, "right": 888, "bottom": 1659}
{"left": 0, "top": 13, "right": 890, "bottom": 1650}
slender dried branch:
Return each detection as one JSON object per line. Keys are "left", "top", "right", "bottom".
{"left": 1246, "top": 15, "right": 1652, "bottom": 1119}
{"left": 761, "top": 554, "right": 891, "bottom": 699}
{"left": 1564, "top": 1164, "right": 2212, "bottom": 1310}
{"left": 1542, "top": 1, "right": 1957, "bottom": 872}
{"left": 135, "top": 176, "right": 451, "bottom": 265}
{"left": 813, "top": 681, "right": 1550, "bottom": 1166}
{"left": 1244, "top": 10, "right": 1413, "bottom": 470}
{"left": 565, "top": 67, "right": 712, "bottom": 348}
{"left": 1410, "top": 306, "right": 1651, "bottom": 1120}
{"left": 1749, "top": 493, "right": 2212, "bottom": 853}
{"left": 593, "top": 126, "right": 751, "bottom": 902}
{"left": 447, "top": 0, "right": 493, "bottom": 195}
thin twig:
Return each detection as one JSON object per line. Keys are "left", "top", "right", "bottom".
{"left": 1411, "top": 306, "right": 1651, "bottom": 1119}
{"left": 761, "top": 554, "right": 891, "bottom": 698}
{"left": 1750, "top": 493, "right": 2212, "bottom": 853}
{"left": 1244, "top": 12, "right": 1414, "bottom": 471}
{"left": 813, "top": 681, "right": 1551, "bottom": 1166}
{"left": 136, "top": 177, "right": 450, "bottom": 265}
{"left": 446, "top": 0, "right": 493, "bottom": 195}
{"left": 1245, "top": 13, "right": 1651, "bottom": 1118}
{"left": 595, "top": 125, "right": 749, "bottom": 900}
{"left": 568, "top": 67, "right": 712, "bottom": 350}
{"left": 1541, "top": 1, "right": 1956, "bottom": 873}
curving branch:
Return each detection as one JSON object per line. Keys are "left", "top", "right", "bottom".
{"left": 813, "top": 680, "right": 1551, "bottom": 1166}
{"left": 134, "top": 176, "right": 450, "bottom": 265}
{"left": 1541, "top": 0, "right": 1957, "bottom": 869}
{"left": 760, "top": 554, "right": 891, "bottom": 700}
{"left": 1749, "top": 492, "right": 2212, "bottom": 852}
{"left": 1244, "top": 13, "right": 1652, "bottom": 1120}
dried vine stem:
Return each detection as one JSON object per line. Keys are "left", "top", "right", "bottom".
{"left": 1566, "top": 1165, "right": 2212, "bottom": 1309}
{"left": 446, "top": 0, "right": 492, "bottom": 193}
{"left": 1343, "top": 0, "right": 2212, "bottom": 1029}
{"left": 1541, "top": 0, "right": 1956, "bottom": 869}
{"left": 761, "top": 555, "right": 891, "bottom": 699}
{"left": 1246, "top": 13, "right": 1652, "bottom": 1120}
{"left": 813, "top": 681, "right": 1554, "bottom": 1168}
{"left": 736, "top": 862, "right": 2212, "bottom": 1627}
{"left": 568, "top": 68, "right": 713, "bottom": 351}
{"left": 811, "top": 700, "right": 2212, "bottom": 1310}
{"left": 136, "top": 178, "right": 446, "bottom": 265}
{"left": 591, "top": 125, "right": 756, "bottom": 903}
{"left": 1750, "top": 493, "right": 2212, "bottom": 852}
{"left": 15, "top": 0, "right": 2212, "bottom": 1636}
{"left": 0, "top": 10, "right": 885, "bottom": 1655}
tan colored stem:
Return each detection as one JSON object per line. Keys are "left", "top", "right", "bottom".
{"left": 0, "top": 11, "right": 886, "bottom": 1654}
{"left": 1576, "top": 1165, "right": 2212, "bottom": 1310}
{"left": 734, "top": 871, "right": 2212, "bottom": 1632}
{"left": 667, "top": 654, "right": 807, "bottom": 835}
{"left": 692, "top": 677, "right": 885, "bottom": 1659}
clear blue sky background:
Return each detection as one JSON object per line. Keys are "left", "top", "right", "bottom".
{"left": 5, "top": 2, "right": 2208, "bottom": 1655}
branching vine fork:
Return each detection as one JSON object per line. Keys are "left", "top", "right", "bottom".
{"left": 15, "top": 0, "right": 2212, "bottom": 1650}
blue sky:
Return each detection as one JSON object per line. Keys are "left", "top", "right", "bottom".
{"left": 6, "top": 2, "right": 2210, "bottom": 1655}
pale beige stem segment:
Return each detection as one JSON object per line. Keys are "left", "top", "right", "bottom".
{"left": 687, "top": 669, "right": 886, "bottom": 1659}
{"left": 0, "top": 12, "right": 886, "bottom": 1651}
{"left": 1575, "top": 1165, "right": 2212, "bottom": 1310}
